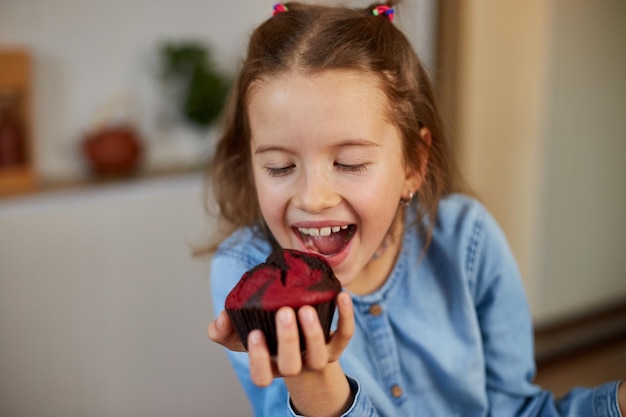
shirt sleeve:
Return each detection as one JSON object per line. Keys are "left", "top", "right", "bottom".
{"left": 288, "top": 376, "right": 380, "bottom": 417}
{"left": 470, "top": 206, "right": 623, "bottom": 417}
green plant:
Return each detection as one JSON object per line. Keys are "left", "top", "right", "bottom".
{"left": 160, "top": 42, "right": 231, "bottom": 128}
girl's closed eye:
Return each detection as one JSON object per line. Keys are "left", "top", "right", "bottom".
{"left": 266, "top": 165, "right": 295, "bottom": 177}
{"left": 335, "top": 162, "right": 369, "bottom": 174}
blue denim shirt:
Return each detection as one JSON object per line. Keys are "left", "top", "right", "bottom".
{"left": 210, "top": 194, "right": 622, "bottom": 416}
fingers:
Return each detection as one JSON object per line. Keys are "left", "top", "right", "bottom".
{"left": 298, "top": 306, "right": 329, "bottom": 371}
{"left": 212, "top": 293, "right": 355, "bottom": 387}
{"left": 248, "top": 330, "right": 274, "bottom": 386}
{"left": 276, "top": 307, "right": 303, "bottom": 375}
{"left": 297, "top": 292, "right": 355, "bottom": 369}
{"left": 252, "top": 305, "right": 331, "bottom": 385}
{"left": 327, "top": 292, "right": 354, "bottom": 362}
{"left": 207, "top": 311, "right": 246, "bottom": 352}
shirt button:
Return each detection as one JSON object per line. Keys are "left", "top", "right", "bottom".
{"left": 391, "top": 384, "right": 403, "bottom": 398}
{"left": 369, "top": 304, "right": 383, "bottom": 316}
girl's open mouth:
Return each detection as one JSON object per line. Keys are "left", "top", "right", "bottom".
{"left": 294, "top": 224, "right": 356, "bottom": 256}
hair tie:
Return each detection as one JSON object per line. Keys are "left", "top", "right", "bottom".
{"left": 372, "top": 5, "right": 395, "bottom": 22}
{"left": 273, "top": 3, "right": 288, "bottom": 16}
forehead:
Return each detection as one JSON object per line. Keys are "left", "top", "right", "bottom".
{"left": 247, "top": 70, "right": 394, "bottom": 139}
{"left": 249, "top": 69, "right": 391, "bottom": 110}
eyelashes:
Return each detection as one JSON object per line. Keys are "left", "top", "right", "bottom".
{"left": 335, "top": 163, "right": 368, "bottom": 174}
{"left": 265, "top": 163, "right": 369, "bottom": 177}
{"left": 266, "top": 165, "right": 295, "bottom": 177}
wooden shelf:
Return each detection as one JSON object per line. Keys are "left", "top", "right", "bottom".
{"left": 0, "top": 163, "right": 206, "bottom": 201}
{"left": 0, "top": 166, "right": 37, "bottom": 197}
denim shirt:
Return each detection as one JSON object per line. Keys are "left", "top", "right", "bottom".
{"left": 210, "top": 194, "right": 622, "bottom": 417}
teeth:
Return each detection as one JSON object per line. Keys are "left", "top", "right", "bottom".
{"left": 298, "top": 225, "right": 349, "bottom": 237}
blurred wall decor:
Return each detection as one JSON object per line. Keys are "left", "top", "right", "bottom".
{"left": 0, "top": 49, "right": 36, "bottom": 195}
{"left": 80, "top": 94, "right": 144, "bottom": 178}
{"left": 159, "top": 42, "right": 231, "bottom": 129}
{"left": 81, "top": 121, "right": 143, "bottom": 177}
{"left": 0, "top": 0, "right": 436, "bottom": 184}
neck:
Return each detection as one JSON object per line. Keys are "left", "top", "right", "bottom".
{"left": 345, "top": 208, "right": 405, "bottom": 295}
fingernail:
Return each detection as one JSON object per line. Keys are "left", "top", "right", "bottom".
{"left": 216, "top": 312, "right": 225, "bottom": 330}
{"left": 300, "top": 307, "right": 315, "bottom": 324}
{"left": 249, "top": 330, "right": 262, "bottom": 345}
{"left": 340, "top": 293, "right": 350, "bottom": 306}
{"left": 278, "top": 309, "right": 293, "bottom": 325}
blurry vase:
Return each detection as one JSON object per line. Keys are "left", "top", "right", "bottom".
{"left": 82, "top": 124, "right": 142, "bottom": 177}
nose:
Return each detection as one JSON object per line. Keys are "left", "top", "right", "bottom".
{"left": 293, "top": 167, "right": 340, "bottom": 214}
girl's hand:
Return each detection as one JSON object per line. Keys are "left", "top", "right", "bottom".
{"left": 207, "top": 292, "right": 355, "bottom": 387}
{"left": 247, "top": 291, "right": 354, "bottom": 387}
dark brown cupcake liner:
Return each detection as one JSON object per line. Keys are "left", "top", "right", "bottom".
{"left": 226, "top": 299, "right": 337, "bottom": 356}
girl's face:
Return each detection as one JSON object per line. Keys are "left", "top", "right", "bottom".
{"left": 248, "top": 70, "right": 419, "bottom": 293}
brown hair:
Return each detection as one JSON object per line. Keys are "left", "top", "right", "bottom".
{"left": 205, "top": 1, "right": 465, "bottom": 251}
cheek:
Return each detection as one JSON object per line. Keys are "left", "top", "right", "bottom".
{"left": 255, "top": 179, "right": 277, "bottom": 213}
{"left": 255, "top": 177, "right": 290, "bottom": 233}
{"left": 352, "top": 171, "right": 404, "bottom": 212}
{"left": 349, "top": 171, "right": 405, "bottom": 238}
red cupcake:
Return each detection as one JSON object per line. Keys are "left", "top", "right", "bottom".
{"left": 225, "top": 249, "right": 342, "bottom": 355}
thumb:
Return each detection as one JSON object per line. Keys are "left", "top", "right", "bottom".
{"left": 208, "top": 310, "right": 246, "bottom": 352}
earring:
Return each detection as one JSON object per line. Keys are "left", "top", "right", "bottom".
{"left": 400, "top": 191, "right": 414, "bottom": 207}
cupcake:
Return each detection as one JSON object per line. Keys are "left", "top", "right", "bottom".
{"left": 225, "top": 249, "right": 342, "bottom": 355}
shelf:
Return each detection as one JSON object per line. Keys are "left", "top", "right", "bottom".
{"left": 0, "top": 164, "right": 206, "bottom": 202}
{"left": 0, "top": 166, "right": 37, "bottom": 196}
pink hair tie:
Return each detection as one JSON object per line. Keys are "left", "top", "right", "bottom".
{"left": 273, "top": 3, "right": 288, "bottom": 16}
{"left": 372, "top": 5, "right": 395, "bottom": 22}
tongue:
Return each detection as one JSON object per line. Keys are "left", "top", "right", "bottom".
{"left": 307, "top": 232, "right": 347, "bottom": 255}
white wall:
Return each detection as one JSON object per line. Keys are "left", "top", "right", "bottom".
{"left": 0, "top": 174, "right": 252, "bottom": 416}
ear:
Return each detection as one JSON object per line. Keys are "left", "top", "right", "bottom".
{"left": 403, "top": 127, "right": 431, "bottom": 197}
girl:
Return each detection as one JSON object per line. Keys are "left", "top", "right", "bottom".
{"left": 207, "top": 2, "right": 625, "bottom": 416}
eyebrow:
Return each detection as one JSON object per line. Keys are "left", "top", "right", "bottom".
{"left": 253, "top": 144, "right": 291, "bottom": 155}
{"left": 253, "top": 138, "right": 380, "bottom": 154}
{"left": 336, "top": 138, "right": 380, "bottom": 148}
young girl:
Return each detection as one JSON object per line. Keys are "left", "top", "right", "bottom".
{"left": 207, "top": 2, "right": 625, "bottom": 416}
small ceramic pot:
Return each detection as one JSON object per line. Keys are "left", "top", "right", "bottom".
{"left": 82, "top": 124, "right": 142, "bottom": 177}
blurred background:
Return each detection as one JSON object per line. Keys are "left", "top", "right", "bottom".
{"left": 0, "top": 0, "right": 624, "bottom": 415}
